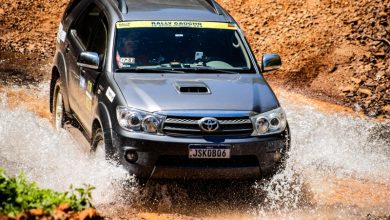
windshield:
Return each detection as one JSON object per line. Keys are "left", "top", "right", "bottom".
{"left": 114, "top": 21, "right": 256, "bottom": 73}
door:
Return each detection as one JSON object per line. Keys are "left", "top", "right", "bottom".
{"left": 77, "top": 16, "right": 108, "bottom": 132}
{"left": 65, "top": 4, "right": 102, "bottom": 129}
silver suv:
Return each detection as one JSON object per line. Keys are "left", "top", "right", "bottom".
{"left": 50, "top": 0, "right": 290, "bottom": 181}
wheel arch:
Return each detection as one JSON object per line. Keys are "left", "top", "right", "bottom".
{"left": 94, "top": 102, "right": 112, "bottom": 132}
{"left": 92, "top": 102, "right": 118, "bottom": 157}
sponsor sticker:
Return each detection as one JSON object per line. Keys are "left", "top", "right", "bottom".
{"left": 85, "top": 90, "right": 92, "bottom": 100}
{"left": 106, "top": 87, "right": 116, "bottom": 103}
{"left": 116, "top": 21, "right": 237, "bottom": 30}
{"left": 120, "top": 57, "right": 135, "bottom": 65}
{"left": 79, "top": 75, "right": 86, "bottom": 90}
{"left": 87, "top": 81, "right": 93, "bottom": 93}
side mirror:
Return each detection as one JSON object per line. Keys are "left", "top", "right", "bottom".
{"left": 77, "top": 51, "right": 100, "bottom": 70}
{"left": 262, "top": 54, "right": 281, "bottom": 72}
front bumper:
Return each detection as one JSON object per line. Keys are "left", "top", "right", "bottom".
{"left": 109, "top": 127, "right": 289, "bottom": 180}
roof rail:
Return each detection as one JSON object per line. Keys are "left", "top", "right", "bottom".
{"left": 204, "top": 0, "right": 222, "bottom": 15}
{"left": 117, "top": 0, "right": 128, "bottom": 14}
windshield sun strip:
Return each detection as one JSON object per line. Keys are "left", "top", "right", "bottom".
{"left": 116, "top": 21, "right": 237, "bottom": 30}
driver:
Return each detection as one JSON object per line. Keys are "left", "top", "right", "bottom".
{"left": 116, "top": 35, "right": 147, "bottom": 68}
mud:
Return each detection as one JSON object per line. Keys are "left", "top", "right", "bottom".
{"left": 0, "top": 52, "right": 50, "bottom": 85}
{"left": 0, "top": 52, "right": 51, "bottom": 118}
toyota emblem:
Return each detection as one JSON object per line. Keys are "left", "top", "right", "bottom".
{"left": 199, "top": 117, "right": 219, "bottom": 132}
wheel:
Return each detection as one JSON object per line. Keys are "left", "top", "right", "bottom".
{"left": 91, "top": 128, "right": 107, "bottom": 160}
{"left": 91, "top": 127, "right": 118, "bottom": 162}
{"left": 52, "top": 80, "right": 66, "bottom": 130}
{"left": 264, "top": 125, "right": 291, "bottom": 179}
{"left": 91, "top": 128, "right": 148, "bottom": 184}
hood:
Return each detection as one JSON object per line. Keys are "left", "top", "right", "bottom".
{"left": 113, "top": 73, "right": 279, "bottom": 114}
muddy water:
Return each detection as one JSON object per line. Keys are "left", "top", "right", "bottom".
{"left": 0, "top": 83, "right": 389, "bottom": 219}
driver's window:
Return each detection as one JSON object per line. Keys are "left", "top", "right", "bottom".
{"left": 88, "top": 17, "right": 108, "bottom": 66}
{"left": 71, "top": 4, "right": 101, "bottom": 48}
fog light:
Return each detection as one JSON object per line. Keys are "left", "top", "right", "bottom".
{"left": 125, "top": 150, "right": 138, "bottom": 163}
{"left": 273, "top": 151, "right": 282, "bottom": 162}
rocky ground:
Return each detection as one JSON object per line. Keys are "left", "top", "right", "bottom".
{"left": 0, "top": 0, "right": 389, "bottom": 118}
{"left": 0, "top": 0, "right": 67, "bottom": 56}
{"left": 220, "top": 0, "right": 389, "bottom": 119}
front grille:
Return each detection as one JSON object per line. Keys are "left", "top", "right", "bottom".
{"left": 162, "top": 116, "right": 253, "bottom": 136}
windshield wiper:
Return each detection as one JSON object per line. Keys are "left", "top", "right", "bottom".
{"left": 136, "top": 67, "right": 186, "bottom": 73}
{"left": 173, "top": 67, "right": 240, "bottom": 74}
{"left": 116, "top": 67, "right": 184, "bottom": 73}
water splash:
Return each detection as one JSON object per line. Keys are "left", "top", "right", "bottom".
{"left": 255, "top": 95, "right": 390, "bottom": 216}
{"left": 0, "top": 98, "right": 135, "bottom": 207}
{"left": 0, "top": 93, "right": 7, "bottom": 108}
{"left": 0, "top": 85, "right": 389, "bottom": 219}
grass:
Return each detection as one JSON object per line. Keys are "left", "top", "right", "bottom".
{"left": 0, "top": 168, "right": 95, "bottom": 217}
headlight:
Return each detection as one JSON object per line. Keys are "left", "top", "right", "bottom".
{"left": 251, "top": 107, "right": 287, "bottom": 136}
{"left": 142, "top": 115, "right": 159, "bottom": 133}
{"left": 116, "top": 106, "right": 165, "bottom": 134}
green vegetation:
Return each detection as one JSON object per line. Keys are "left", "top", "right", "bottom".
{"left": 0, "top": 168, "right": 95, "bottom": 217}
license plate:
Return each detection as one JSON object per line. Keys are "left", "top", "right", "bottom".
{"left": 189, "top": 144, "right": 231, "bottom": 159}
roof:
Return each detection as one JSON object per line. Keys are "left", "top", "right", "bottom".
{"left": 120, "top": 0, "right": 229, "bottom": 22}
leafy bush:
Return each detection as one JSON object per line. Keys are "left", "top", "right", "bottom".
{"left": 0, "top": 168, "right": 95, "bottom": 217}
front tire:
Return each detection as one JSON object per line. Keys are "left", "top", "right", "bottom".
{"left": 264, "top": 125, "right": 291, "bottom": 179}
{"left": 91, "top": 128, "right": 107, "bottom": 160}
{"left": 91, "top": 128, "right": 147, "bottom": 184}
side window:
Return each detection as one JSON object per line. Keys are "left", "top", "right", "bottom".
{"left": 71, "top": 4, "right": 101, "bottom": 48}
{"left": 88, "top": 15, "right": 108, "bottom": 64}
